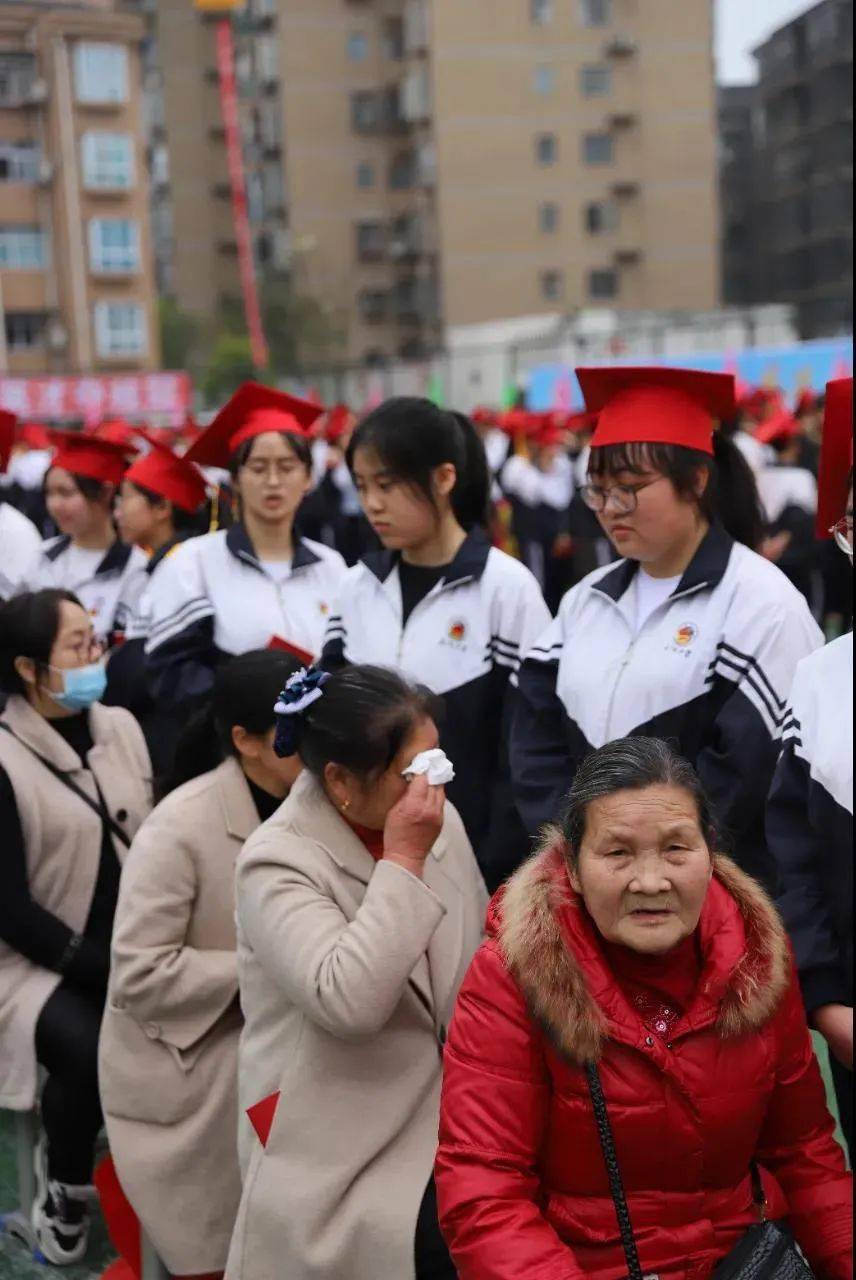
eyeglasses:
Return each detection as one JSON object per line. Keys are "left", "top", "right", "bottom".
{"left": 830, "top": 515, "right": 854, "bottom": 556}
{"left": 580, "top": 475, "right": 669, "bottom": 515}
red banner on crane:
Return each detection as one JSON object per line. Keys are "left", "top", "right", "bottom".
{"left": 215, "top": 17, "right": 269, "bottom": 371}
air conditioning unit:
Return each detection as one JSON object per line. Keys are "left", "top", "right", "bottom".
{"left": 389, "top": 239, "right": 407, "bottom": 259}
{"left": 27, "top": 79, "right": 49, "bottom": 106}
{"left": 37, "top": 159, "right": 54, "bottom": 187}
{"left": 605, "top": 35, "right": 638, "bottom": 58}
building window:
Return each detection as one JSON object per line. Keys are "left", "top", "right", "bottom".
{"left": 531, "top": 0, "right": 553, "bottom": 24}
{"left": 536, "top": 133, "right": 558, "bottom": 165}
{"left": 585, "top": 200, "right": 619, "bottom": 233}
{"left": 578, "top": 0, "right": 612, "bottom": 26}
{"left": 358, "top": 289, "right": 388, "bottom": 323}
{"left": 541, "top": 270, "right": 564, "bottom": 301}
{"left": 356, "top": 161, "right": 376, "bottom": 190}
{"left": 382, "top": 18, "right": 404, "bottom": 60}
{"left": 351, "top": 90, "right": 381, "bottom": 134}
{"left": 73, "top": 42, "right": 129, "bottom": 105}
{"left": 347, "top": 32, "right": 369, "bottom": 62}
{"left": 539, "top": 202, "right": 560, "bottom": 233}
{"left": 389, "top": 151, "right": 417, "bottom": 190}
{"left": 94, "top": 301, "right": 147, "bottom": 358}
{"left": 0, "top": 53, "right": 36, "bottom": 107}
{"left": 581, "top": 64, "right": 612, "bottom": 97}
{"left": 0, "top": 226, "right": 48, "bottom": 270}
{"left": 356, "top": 220, "right": 386, "bottom": 262}
{"left": 589, "top": 269, "right": 618, "bottom": 299}
{"left": 583, "top": 132, "right": 614, "bottom": 164}
{"left": 5, "top": 312, "right": 46, "bottom": 351}
{"left": 534, "top": 65, "right": 556, "bottom": 96}
{"left": 81, "top": 133, "right": 135, "bottom": 190}
{"left": 89, "top": 218, "right": 140, "bottom": 274}
{"left": 0, "top": 142, "right": 40, "bottom": 183}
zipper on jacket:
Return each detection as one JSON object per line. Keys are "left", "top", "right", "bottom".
{"left": 604, "top": 640, "right": 636, "bottom": 741}
{"left": 393, "top": 573, "right": 475, "bottom": 668}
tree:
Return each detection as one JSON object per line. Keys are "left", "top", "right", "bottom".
{"left": 158, "top": 298, "right": 201, "bottom": 372}
{"left": 203, "top": 334, "right": 265, "bottom": 404}
{"left": 260, "top": 280, "right": 345, "bottom": 378}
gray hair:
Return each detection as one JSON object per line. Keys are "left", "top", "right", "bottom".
{"left": 560, "top": 737, "right": 717, "bottom": 864}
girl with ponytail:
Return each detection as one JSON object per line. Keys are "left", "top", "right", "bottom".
{"left": 511, "top": 366, "right": 823, "bottom": 888}
{"left": 99, "top": 649, "right": 303, "bottom": 1280}
{"left": 320, "top": 397, "right": 551, "bottom": 891}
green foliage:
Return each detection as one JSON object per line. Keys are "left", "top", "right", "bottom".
{"left": 202, "top": 333, "right": 265, "bottom": 403}
{"left": 158, "top": 297, "right": 200, "bottom": 372}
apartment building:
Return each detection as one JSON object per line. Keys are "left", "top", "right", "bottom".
{"left": 153, "top": 0, "right": 721, "bottom": 365}
{"left": 753, "top": 0, "right": 852, "bottom": 338}
{"left": 0, "top": 0, "right": 157, "bottom": 377}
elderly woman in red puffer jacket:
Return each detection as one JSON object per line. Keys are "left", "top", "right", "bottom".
{"left": 436, "top": 737, "right": 852, "bottom": 1280}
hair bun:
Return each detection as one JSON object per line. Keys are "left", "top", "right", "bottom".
{"left": 274, "top": 667, "right": 330, "bottom": 758}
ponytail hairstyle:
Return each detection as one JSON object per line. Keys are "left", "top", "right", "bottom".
{"left": 588, "top": 433, "right": 765, "bottom": 550}
{"left": 159, "top": 649, "right": 304, "bottom": 799}
{"left": 275, "top": 664, "right": 443, "bottom": 786}
{"left": 346, "top": 397, "right": 490, "bottom": 531}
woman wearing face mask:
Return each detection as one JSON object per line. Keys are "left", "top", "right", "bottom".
{"left": 99, "top": 650, "right": 303, "bottom": 1280}
{"left": 767, "top": 377, "right": 854, "bottom": 1157}
{"left": 0, "top": 589, "right": 152, "bottom": 1267}
{"left": 436, "top": 737, "right": 852, "bottom": 1280}
{"left": 144, "top": 383, "right": 347, "bottom": 712}
{"left": 226, "top": 665, "right": 487, "bottom": 1280}
{"left": 321, "top": 398, "right": 550, "bottom": 892}
{"left": 511, "top": 368, "right": 823, "bottom": 888}
{"left": 104, "top": 439, "right": 209, "bottom": 775}
{"left": 28, "top": 432, "right": 147, "bottom": 646}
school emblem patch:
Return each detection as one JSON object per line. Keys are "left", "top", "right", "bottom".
{"left": 319, "top": 601, "right": 329, "bottom": 616}
{"left": 674, "top": 623, "right": 697, "bottom": 647}
{"left": 448, "top": 620, "right": 467, "bottom": 643}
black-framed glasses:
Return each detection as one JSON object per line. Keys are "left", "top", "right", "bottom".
{"left": 580, "top": 475, "right": 669, "bottom": 515}
{"left": 830, "top": 515, "right": 854, "bottom": 556}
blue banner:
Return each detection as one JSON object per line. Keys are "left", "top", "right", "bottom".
{"left": 527, "top": 336, "right": 853, "bottom": 411}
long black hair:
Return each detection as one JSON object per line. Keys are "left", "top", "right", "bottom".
{"left": 346, "top": 398, "right": 490, "bottom": 532}
{"left": 588, "top": 434, "right": 764, "bottom": 550}
{"left": 126, "top": 480, "right": 210, "bottom": 536}
{"left": 276, "top": 664, "right": 443, "bottom": 785}
{"left": 159, "top": 649, "right": 304, "bottom": 798}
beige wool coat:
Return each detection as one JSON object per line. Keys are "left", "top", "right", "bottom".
{"left": 99, "top": 758, "right": 260, "bottom": 1275}
{"left": 226, "top": 769, "right": 488, "bottom": 1280}
{"left": 0, "top": 695, "right": 152, "bottom": 1111}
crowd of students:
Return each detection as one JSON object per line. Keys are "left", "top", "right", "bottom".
{"left": 0, "top": 364, "right": 852, "bottom": 1280}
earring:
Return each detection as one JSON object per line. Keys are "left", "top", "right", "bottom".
{"left": 341, "top": 799, "right": 351, "bottom": 813}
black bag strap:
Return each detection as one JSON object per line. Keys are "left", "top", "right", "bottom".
{"left": 0, "top": 721, "right": 131, "bottom": 849}
{"left": 585, "top": 1062, "right": 645, "bottom": 1280}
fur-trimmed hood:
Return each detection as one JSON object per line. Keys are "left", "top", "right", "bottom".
{"left": 496, "top": 832, "right": 792, "bottom": 1066}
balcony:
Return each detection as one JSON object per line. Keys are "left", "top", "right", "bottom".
{"left": 358, "top": 289, "right": 390, "bottom": 324}
{"left": 389, "top": 212, "right": 435, "bottom": 261}
{"left": 401, "top": 67, "right": 432, "bottom": 124}
{"left": 356, "top": 220, "right": 387, "bottom": 264}
{"left": 404, "top": 0, "right": 429, "bottom": 55}
{"left": 393, "top": 276, "right": 438, "bottom": 324}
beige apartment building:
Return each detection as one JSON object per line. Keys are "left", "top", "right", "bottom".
{"left": 155, "top": 0, "right": 720, "bottom": 365}
{"left": 0, "top": 0, "right": 157, "bottom": 376}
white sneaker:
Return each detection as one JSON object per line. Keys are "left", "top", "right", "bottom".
{"left": 31, "top": 1135, "right": 91, "bottom": 1267}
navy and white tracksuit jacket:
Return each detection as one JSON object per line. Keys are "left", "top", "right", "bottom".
{"left": 144, "top": 524, "right": 347, "bottom": 708}
{"left": 511, "top": 523, "right": 824, "bottom": 885}
{"left": 320, "top": 528, "right": 551, "bottom": 890}
{"left": 27, "top": 535, "right": 147, "bottom": 645}
{"left": 767, "top": 631, "right": 853, "bottom": 1014}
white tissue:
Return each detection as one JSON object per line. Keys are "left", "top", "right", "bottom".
{"left": 402, "top": 748, "right": 456, "bottom": 786}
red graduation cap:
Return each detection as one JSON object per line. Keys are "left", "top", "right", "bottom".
{"left": 754, "top": 409, "right": 802, "bottom": 447}
{"left": 17, "top": 421, "right": 52, "bottom": 450}
{"left": 794, "top": 387, "right": 818, "bottom": 417}
{"left": 325, "top": 404, "right": 355, "bottom": 445}
{"left": 124, "top": 439, "right": 208, "bottom": 514}
{"left": 91, "top": 418, "right": 141, "bottom": 450}
{"left": 0, "top": 409, "right": 16, "bottom": 472}
{"left": 577, "top": 366, "right": 736, "bottom": 457}
{"left": 48, "top": 430, "right": 133, "bottom": 486}
{"left": 815, "top": 377, "right": 853, "bottom": 539}
{"left": 185, "top": 382, "right": 325, "bottom": 469}
{"left": 471, "top": 406, "right": 499, "bottom": 427}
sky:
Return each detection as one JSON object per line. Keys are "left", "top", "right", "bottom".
{"left": 716, "top": 0, "right": 819, "bottom": 83}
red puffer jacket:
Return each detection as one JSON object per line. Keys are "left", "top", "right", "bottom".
{"left": 436, "top": 840, "right": 852, "bottom": 1280}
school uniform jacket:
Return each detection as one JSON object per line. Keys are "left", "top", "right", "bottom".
{"left": 0, "top": 502, "right": 41, "bottom": 600}
{"left": 27, "top": 536, "right": 147, "bottom": 645}
{"left": 144, "top": 524, "right": 347, "bottom": 708}
{"left": 321, "top": 529, "right": 551, "bottom": 890}
{"left": 767, "top": 632, "right": 853, "bottom": 1014}
{"left": 511, "top": 524, "right": 824, "bottom": 886}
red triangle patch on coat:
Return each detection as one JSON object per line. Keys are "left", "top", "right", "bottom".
{"left": 247, "top": 1090, "right": 281, "bottom": 1148}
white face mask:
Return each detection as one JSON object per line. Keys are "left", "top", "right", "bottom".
{"left": 402, "top": 748, "right": 456, "bottom": 786}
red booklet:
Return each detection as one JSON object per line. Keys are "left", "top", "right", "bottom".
{"left": 267, "top": 635, "right": 315, "bottom": 665}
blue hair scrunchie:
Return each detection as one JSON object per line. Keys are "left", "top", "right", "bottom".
{"left": 273, "top": 667, "right": 331, "bottom": 758}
